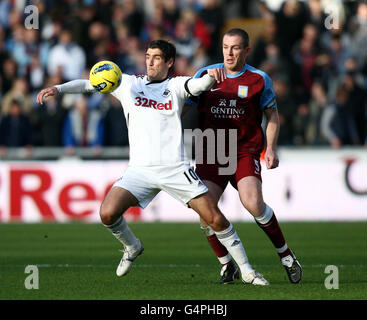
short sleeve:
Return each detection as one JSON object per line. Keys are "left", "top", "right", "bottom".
{"left": 260, "top": 73, "right": 277, "bottom": 110}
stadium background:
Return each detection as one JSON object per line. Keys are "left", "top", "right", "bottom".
{"left": 0, "top": 0, "right": 366, "bottom": 223}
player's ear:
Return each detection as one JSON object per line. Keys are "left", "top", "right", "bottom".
{"left": 167, "top": 58, "right": 174, "bottom": 69}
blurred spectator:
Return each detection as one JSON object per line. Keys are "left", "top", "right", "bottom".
{"left": 119, "top": 0, "right": 145, "bottom": 38}
{"left": 292, "top": 24, "right": 320, "bottom": 97}
{"left": 162, "top": 0, "right": 181, "bottom": 30}
{"left": 0, "top": 98, "right": 33, "bottom": 155}
{"left": 117, "top": 36, "right": 145, "bottom": 75}
{"left": 62, "top": 95, "right": 104, "bottom": 154}
{"left": 68, "top": 4, "right": 96, "bottom": 53}
{"left": 328, "top": 33, "right": 352, "bottom": 76}
{"left": 345, "top": 2, "right": 367, "bottom": 72}
{"left": 273, "top": 78, "right": 295, "bottom": 145}
{"left": 306, "top": 0, "right": 328, "bottom": 33}
{"left": 29, "top": 55, "right": 45, "bottom": 91}
{"left": 199, "top": 0, "right": 224, "bottom": 61}
{"left": 249, "top": 17, "right": 278, "bottom": 68}
{"left": 260, "top": 42, "right": 292, "bottom": 85}
{"left": 1, "top": 78, "right": 32, "bottom": 116}
{"left": 321, "top": 86, "right": 360, "bottom": 148}
{"left": 47, "top": 29, "right": 86, "bottom": 81}
{"left": 305, "top": 81, "right": 329, "bottom": 145}
{"left": 293, "top": 102, "right": 310, "bottom": 145}
{"left": 140, "top": 3, "right": 173, "bottom": 44}
{"left": 182, "top": 7, "right": 212, "bottom": 51}
{"left": 274, "top": 0, "right": 309, "bottom": 59}
{"left": 173, "top": 15, "right": 200, "bottom": 60}
{"left": 172, "top": 55, "right": 196, "bottom": 77}
{"left": 191, "top": 45, "right": 209, "bottom": 71}
{"left": 0, "top": 57, "right": 17, "bottom": 95}
{"left": 340, "top": 59, "right": 367, "bottom": 145}
{"left": 102, "top": 95, "right": 129, "bottom": 147}
{"left": 87, "top": 21, "right": 115, "bottom": 66}
{"left": 10, "top": 28, "right": 40, "bottom": 77}
{"left": 31, "top": 95, "right": 67, "bottom": 146}
{"left": 0, "top": 0, "right": 12, "bottom": 29}
{"left": 95, "top": 0, "right": 114, "bottom": 26}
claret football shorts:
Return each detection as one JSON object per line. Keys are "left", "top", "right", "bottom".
{"left": 195, "top": 153, "right": 262, "bottom": 191}
{"left": 113, "top": 162, "right": 208, "bottom": 208}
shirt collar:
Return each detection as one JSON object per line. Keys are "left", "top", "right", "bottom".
{"left": 225, "top": 63, "right": 248, "bottom": 78}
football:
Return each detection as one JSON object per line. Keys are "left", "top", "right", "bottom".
{"left": 89, "top": 60, "right": 122, "bottom": 94}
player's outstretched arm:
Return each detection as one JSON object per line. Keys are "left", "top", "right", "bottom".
{"left": 187, "top": 68, "right": 226, "bottom": 96}
{"left": 36, "top": 79, "right": 96, "bottom": 105}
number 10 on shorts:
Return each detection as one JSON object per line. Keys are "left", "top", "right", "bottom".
{"left": 184, "top": 168, "right": 201, "bottom": 184}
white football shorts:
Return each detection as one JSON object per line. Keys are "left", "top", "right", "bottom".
{"left": 112, "top": 162, "right": 208, "bottom": 208}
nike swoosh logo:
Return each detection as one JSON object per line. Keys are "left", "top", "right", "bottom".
{"left": 103, "top": 78, "right": 115, "bottom": 86}
{"left": 210, "top": 88, "right": 221, "bottom": 91}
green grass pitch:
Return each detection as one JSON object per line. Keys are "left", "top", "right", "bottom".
{"left": 0, "top": 222, "right": 366, "bottom": 300}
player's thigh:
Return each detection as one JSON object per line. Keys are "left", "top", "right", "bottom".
{"left": 113, "top": 166, "right": 161, "bottom": 209}
{"left": 203, "top": 179, "right": 224, "bottom": 203}
{"left": 100, "top": 186, "right": 139, "bottom": 224}
{"left": 237, "top": 176, "right": 265, "bottom": 216}
{"left": 195, "top": 163, "right": 229, "bottom": 191}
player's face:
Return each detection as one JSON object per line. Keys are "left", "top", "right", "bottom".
{"left": 145, "top": 48, "right": 173, "bottom": 81}
{"left": 222, "top": 35, "right": 250, "bottom": 74}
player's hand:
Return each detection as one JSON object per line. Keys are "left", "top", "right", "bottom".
{"left": 207, "top": 68, "right": 227, "bottom": 83}
{"left": 264, "top": 148, "right": 279, "bottom": 169}
{"left": 36, "top": 87, "right": 58, "bottom": 105}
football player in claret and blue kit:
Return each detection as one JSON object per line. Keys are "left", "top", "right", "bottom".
{"left": 186, "top": 28, "right": 302, "bottom": 284}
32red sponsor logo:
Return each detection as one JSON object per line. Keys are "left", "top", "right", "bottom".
{"left": 135, "top": 97, "right": 172, "bottom": 110}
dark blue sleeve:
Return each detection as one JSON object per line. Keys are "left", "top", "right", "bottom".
{"left": 260, "top": 73, "right": 277, "bottom": 111}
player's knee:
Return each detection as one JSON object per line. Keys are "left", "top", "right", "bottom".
{"left": 242, "top": 195, "right": 264, "bottom": 216}
{"left": 99, "top": 204, "right": 119, "bottom": 226}
{"left": 207, "top": 209, "right": 228, "bottom": 231}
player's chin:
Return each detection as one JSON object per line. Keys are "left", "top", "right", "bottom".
{"left": 224, "top": 60, "right": 236, "bottom": 67}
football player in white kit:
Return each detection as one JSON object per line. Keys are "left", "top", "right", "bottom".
{"left": 37, "top": 40, "right": 268, "bottom": 285}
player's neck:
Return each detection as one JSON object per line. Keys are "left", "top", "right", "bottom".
{"left": 146, "top": 75, "right": 169, "bottom": 84}
{"left": 224, "top": 62, "right": 247, "bottom": 76}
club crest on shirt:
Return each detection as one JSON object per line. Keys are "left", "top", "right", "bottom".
{"left": 162, "top": 89, "right": 171, "bottom": 97}
{"left": 238, "top": 85, "right": 248, "bottom": 98}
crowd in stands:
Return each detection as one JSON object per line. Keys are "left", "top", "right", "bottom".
{"left": 0, "top": 0, "right": 366, "bottom": 157}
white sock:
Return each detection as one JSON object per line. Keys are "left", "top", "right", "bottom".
{"left": 201, "top": 224, "right": 233, "bottom": 265}
{"left": 218, "top": 254, "right": 232, "bottom": 265}
{"left": 254, "top": 204, "right": 274, "bottom": 225}
{"left": 214, "top": 223, "right": 254, "bottom": 275}
{"left": 104, "top": 216, "right": 139, "bottom": 249}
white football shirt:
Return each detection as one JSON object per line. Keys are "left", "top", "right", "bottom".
{"left": 111, "top": 74, "right": 192, "bottom": 166}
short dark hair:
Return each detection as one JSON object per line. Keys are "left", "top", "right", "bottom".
{"left": 223, "top": 28, "right": 250, "bottom": 47}
{"left": 147, "top": 40, "right": 176, "bottom": 64}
